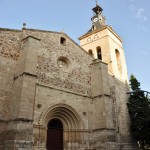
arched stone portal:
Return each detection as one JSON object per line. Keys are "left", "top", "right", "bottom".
{"left": 46, "top": 119, "right": 63, "bottom": 150}
{"left": 36, "top": 104, "right": 84, "bottom": 149}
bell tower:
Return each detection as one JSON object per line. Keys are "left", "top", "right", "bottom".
{"left": 79, "top": 2, "right": 128, "bottom": 83}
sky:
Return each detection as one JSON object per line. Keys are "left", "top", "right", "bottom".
{"left": 0, "top": 0, "right": 150, "bottom": 91}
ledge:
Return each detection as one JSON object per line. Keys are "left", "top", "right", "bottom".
{"left": 14, "top": 72, "right": 37, "bottom": 80}
{"left": 21, "top": 35, "right": 41, "bottom": 41}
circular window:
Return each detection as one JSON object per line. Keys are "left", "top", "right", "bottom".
{"left": 57, "top": 57, "right": 70, "bottom": 71}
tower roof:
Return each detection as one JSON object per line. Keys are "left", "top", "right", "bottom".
{"left": 92, "top": 4, "right": 103, "bottom": 14}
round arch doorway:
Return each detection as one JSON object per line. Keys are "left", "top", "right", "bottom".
{"left": 46, "top": 119, "right": 63, "bottom": 150}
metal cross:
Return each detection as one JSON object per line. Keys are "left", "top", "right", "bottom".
{"left": 95, "top": 0, "right": 98, "bottom": 5}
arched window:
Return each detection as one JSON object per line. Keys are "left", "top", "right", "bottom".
{"left": 97, "top": 46, "right": 102, "bottom": 60}
{"left": 115, "top": 49, "right": 122, "bottom": 74}
{"left": 92, "top": 25, "right": 95, "bottom": 31}
{"left": 88, "top": 49, "right": 93, "bottom": 55}
{"left": 60, "top": 37, "right": 66, "bottom": 46}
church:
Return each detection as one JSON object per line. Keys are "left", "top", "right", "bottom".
{"left": 0, "top": 2, "right": 138, "bottom": 150}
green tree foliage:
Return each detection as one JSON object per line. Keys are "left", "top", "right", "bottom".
{"left": 127, "top": 75, "right": 150, "bottom": 149}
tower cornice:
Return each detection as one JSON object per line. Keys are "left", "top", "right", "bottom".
{"left": 78, "top": 25, "right": 123, "bottom": 43}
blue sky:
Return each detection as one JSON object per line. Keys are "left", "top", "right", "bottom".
{"left": 0, "top": 0, "right": 150, "bottom": 91}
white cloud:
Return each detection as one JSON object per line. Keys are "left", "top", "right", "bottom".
{"left": 136, "top": 8, "right": 147, "bottom": 22}
{"left": 130, "top": 5, "right": 148, "bottom": 22}
{"left": 130, "top": 5, "right": 148, "bottom": 31}
{"left": 137, "top": 24, "right": 149, "bottom": 32}
{"left": 130, "top": 4, "right": 148, "bottom": 22}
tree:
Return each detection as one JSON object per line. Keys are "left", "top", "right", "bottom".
{"left": 127, "top": 75, "right": 150, "bottom": 150}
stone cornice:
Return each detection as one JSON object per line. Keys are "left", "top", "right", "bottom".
{"left": 21, "top": 35, "right": 41, "bottom": 42}
{"left": 78, "top": 25, "right": 123, "bottom": 43}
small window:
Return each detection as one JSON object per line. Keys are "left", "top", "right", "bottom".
{"left": 92, "top": 25, "right": 95, "bottom": 31}
{"left": 60, "top": 37, "right": 66, "bottom": 45}
{"left": 88, "top": 49, "right": 93, "bottom": 55}
{"left": 97, "top": 46, "right": 102, "bottom": 60}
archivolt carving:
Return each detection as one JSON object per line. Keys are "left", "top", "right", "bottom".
{"left": 38, "top": 104, "right": 83, "bottom": 130}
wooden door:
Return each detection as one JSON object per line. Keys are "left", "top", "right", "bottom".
{"left": 46, "top": 119, "right": 63, "bottom": 150}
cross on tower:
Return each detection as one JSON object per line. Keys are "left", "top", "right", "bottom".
{"left": 95, "top": 0, "right": 98, "bottom": 5}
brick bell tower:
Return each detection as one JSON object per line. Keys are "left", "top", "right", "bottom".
{"left": 79, "top": 2, "right": 128, "bottom": 83}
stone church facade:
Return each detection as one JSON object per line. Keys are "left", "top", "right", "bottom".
{"left": 0, "top": 3, "right": 137, "bottom": 150}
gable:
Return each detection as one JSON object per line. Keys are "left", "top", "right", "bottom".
{"left": 29, "top": 30, "right": 93, "bottom": 96}
{"left": 15, "top": 29, "right": 93, "bottom": 96}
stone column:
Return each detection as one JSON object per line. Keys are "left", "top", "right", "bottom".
{"left": 4, "top": 36, "right": 41, "bottom": 150}
{"left": 90, "top": 60, "right": 117, "bottom": 149}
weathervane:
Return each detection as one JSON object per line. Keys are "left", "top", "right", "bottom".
{"left": 95, "top": 0, "right": 98, "bottom": 5}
